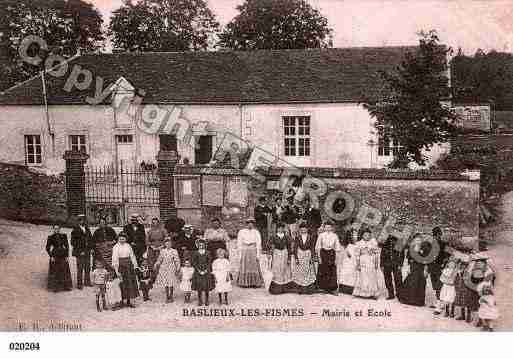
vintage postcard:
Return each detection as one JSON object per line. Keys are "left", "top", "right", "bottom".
{"left": 0, "top": 0, "right": 512, "bottom": 336}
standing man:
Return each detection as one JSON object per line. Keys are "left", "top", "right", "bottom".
{"left": 165, "top": 215, "right": 186, "bottom": 238}
{"left": 92, "top": 216, "right": 117, "bottom": 272}
{"left": 303, "top": 200, "right": 322, "bottom": 242}
{"left": 71, "top": 214, "right": 94, "bottom": 289}
{"left": 254, "top": 196, "right": 273, "bottom": 254}
{"left": 146, "top": 217, "right": 168, "bottom": 270}
{"left": 174, "top": 224, "right": 198, "bottom": 264}
{"left": 123, "top": 213, "right": 147, "bottom": 265}
{"left": 428, "top": 226, "right": 449, "bottom": 307}
{"left": 380, "top": 235, "right": 405, "bottom": 300}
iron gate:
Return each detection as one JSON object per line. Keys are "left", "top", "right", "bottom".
{"left": 85, "top": 163, "right": 159, "bottom": 225}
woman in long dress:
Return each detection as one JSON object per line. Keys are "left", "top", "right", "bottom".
{"left": 268, "top": 223, "right": 293, "bottom": 294}
{"left": 146, "top": 217, "right": 168, "bottom": 270}
{"left": 353, "top": 228, "right": 381, "bottom": 299}
{"left": 154, "top": 236, "right": 181, "bottom": 303}
{"left": 46, "top": 225, "right": 73, "bottom": 292}
{"left": 315, "top": 222, "right": 341, "bottom": 295}
{"left": 339, "top": 228, "right": 358, "bottom": 295}
{"left": 397, "top": 234, "right": 429, "bottom": 307}
{"left": 290, "top": 222, "right": 317, "bottom": 294}
{"left": 236, "top": 218, "right": 264, "bottom": 288}
{"left": 204, "top": 217, "right": 230, "bottom": 259}
{"left": 112, "top": 232, "right": 139, "bottom": 308}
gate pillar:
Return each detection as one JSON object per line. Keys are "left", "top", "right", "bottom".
{"left": 63, "top": 150, "right": 89, "bottom": 223}
{"left": 157, "top": 150, "right": 179, "bottom": 222}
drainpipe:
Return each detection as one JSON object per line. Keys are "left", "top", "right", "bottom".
{"left": 239, "top": 103, "right": 243, "bottom": 142}
{"left": 41, "top": 70, "right": 55, "bottom": 153}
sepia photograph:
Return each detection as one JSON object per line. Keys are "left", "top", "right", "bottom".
{"left": 0, "top": 0, "right": 512, "bottom": 339}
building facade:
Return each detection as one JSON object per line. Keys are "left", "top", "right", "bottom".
{"left": 0, "top": 47, "right": 451, "bottom": 173}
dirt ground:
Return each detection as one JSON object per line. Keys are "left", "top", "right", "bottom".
{"left": 1, "top": 196, "right": 513, "bottom": 331}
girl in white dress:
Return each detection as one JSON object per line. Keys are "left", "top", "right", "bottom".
{"left": 212, "top": 248, "right": 232, "bottom": 305}
{"left": 180, "top": 258, "right": 194, "bottom": 303}
{"left": 154, "top": 237, "right": 181, "bottom": 303}
{"left": 477, "top": 283, "right": 499, "bottom": 331}
{"left": 353, "top": 228, "right": 381, "bottom": 299}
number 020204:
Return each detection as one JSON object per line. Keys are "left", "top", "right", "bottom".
{"left": 9, "top": 342, "right": 40, "bottom": 351}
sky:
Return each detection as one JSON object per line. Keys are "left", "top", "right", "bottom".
{"left": 90, "top": 0, "right": 513, "bottom": 55}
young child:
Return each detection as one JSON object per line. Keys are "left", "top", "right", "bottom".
{"left": 105, "top": 272, "right": 122, "bottom": 311}
{"left": 91, "top": 262, "right": 108, "bottom": 312}
{"left": 192, "top": 239, "right": 215, "bottom": 306}
{"left": 136, "top": 259, "right": 153, "bottom": 301}
{"left": 435, "top": 259, "right": 458, "bottom": 317}
{"left": 180, "top": 258, "right": 194, "bottom": 304}
{"left": 477, "top": 282, "right": 499, "bottom": 331}
{"left": 154, "top": 237, "right": 181, "bottom": 303}
{"left": 212, "top": 248, "right": 232, "bottom": 305}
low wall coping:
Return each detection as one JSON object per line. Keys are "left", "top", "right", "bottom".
{"left": 173, "top": 165, "right": 479, "bottom": 182}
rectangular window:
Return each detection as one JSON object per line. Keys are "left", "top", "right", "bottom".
{"left": 24, "top": 135, "right": 42, "bottom": 165}
{"left": 116, "top": 134, "right": 134, "bottom": 143}
{"left": 194, "top": 135, "right": 213, "bottom": 165}
{"left": 377, "top": 126, "right": 402, "bottom": 157}
{"left": 283, "top": 116, "right": 310, "bottom": 157}
{"left": 159, "top": 134, "right": 177, "bottom": 151}
{"left": 69, "top": 135, "right": 87, "bottom": 152}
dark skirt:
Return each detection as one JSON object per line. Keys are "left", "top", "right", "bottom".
{"left": 208, "top": 240, "right": 227, "bottom": 259}
{"left": 192, "top": 272, "right": 215, "bottom": 292}
{"left": 317, "top": 249, "right": 338, "bottom": 292}
{"left": 47, "top": 257, "right": 72, "bottom": 292}
{"left": 339, "top": 284, "right": 354, "bottom": 295}
{"left": 398, "top": 269, "right": 426, "bottom": 307}
{"left": 146, "top": 247, "right": 160, "bottom": 267}
{"left": 257, "top": 225, "right": 271, "bottom": 254}
{"left": 236, "top": 244, "right": 264, "bottom": 288}
{"left": 454, "top": 274, "right": 480, "bottom": 310}
{"left": 95, "top": 242, "right": 114, "bottom": 271}
{"left": 269, "top": 281, "right": 295, "bottom": 295}
{"left": 118, "top": 257, "right": 139, "bottom": 299}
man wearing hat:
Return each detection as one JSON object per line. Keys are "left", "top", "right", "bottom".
{"left": 92, "top": 216, "right": 117, "bottom": 272}
{"left": 123, "top": 214, "right": 147, "bottom": 265}
{"left": 254, "top": 196, "right": 274, "bottom": 254}
{"left": 174, "top": 224, "right": 198, "bottom": 264}
{"left": 71, "top": 214, "right": 94, "bottom": 289}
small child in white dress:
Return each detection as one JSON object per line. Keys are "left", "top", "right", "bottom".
{"left": 105, "top": 272, "right": 122, "bottom": 311}
{"left": 212, "top": 248, "right": 232, "bottom": 305}
{"left": 436, "top": 259, "right": 458, "bottom": 317}
{"left": 477, "top": 282, "right": 499, "bottom": 331}
{"left": 180, "top": 258, "right": 194, "bottom": 304}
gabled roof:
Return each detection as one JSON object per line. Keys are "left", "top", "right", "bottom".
{"left": 0, "top": 46, "right": 418, "bottom": 105}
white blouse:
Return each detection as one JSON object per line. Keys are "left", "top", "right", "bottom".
{"left": 237, "top": 228, "right": 262, "bottom": 254}
{"left": 315, "top": 231, "right": 341, "bottom": 253}
{"left": 204, "top": 228, "right": 230, "bottom": 242}
{"left": 111, "top": 242, "right": 137, "bottom": 269}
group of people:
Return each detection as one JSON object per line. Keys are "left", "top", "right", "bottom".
{"left": 44, "top": 200, "right": 499, "bottom": 330}
{"left": 46, "top": 213, "right": 235, "bottom": 309}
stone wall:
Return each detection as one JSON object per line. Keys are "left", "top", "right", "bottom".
{"left": 0, "top": 162, "right": 67, "bottom": 224}
{"left": 249, "top": 168, "right": 480, "bottom": 245}
{"left": 173, "top": 168, "right": 479, "bottom": 245}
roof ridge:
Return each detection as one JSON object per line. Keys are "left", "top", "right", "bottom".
{"left": 79, "top": 45, "right": 422, "bottom": 57}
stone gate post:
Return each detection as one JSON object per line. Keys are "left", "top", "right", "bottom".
{"left": 63, "top": 150, "right": 89, "bottom": 221}
{"left": 157, "top": 150, "right": 179, "bottom": 222}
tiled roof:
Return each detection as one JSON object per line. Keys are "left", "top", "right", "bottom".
{"left": 0, "top": 46, "right": 417, "bottom": 105}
